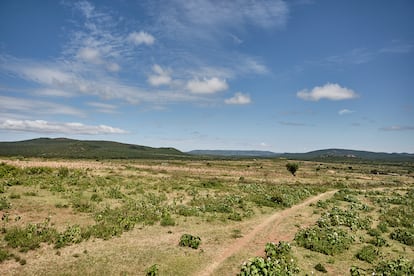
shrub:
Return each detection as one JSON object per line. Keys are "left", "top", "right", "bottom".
{"left": 5, "top": 221, "right": 58, "bottom": 252}
{"left": 0, "top": 196, "right": 11, "bottom": 210}
{"left": 286, "top": 163, "right": 299, "bottom": 176}
{"left": 355, "top": 245, "right": 378, "bottom": 263}
{"left": 374, "top": 257, "right": 414, "bottom": 275}
{"left": 0, "top": 248, "right": 10, "bottom": 263}
{"left": 390, "top": 228, "right": 414, "bottom": 246}
{"left": 314, "top": 263, "right": 327, "bottom": 273}
{"left": 295, "top": 226, "right": 354, "bottom": 255}
{"left": 239, "top": 241, "right": 299, "bottom": 275}
{"left": 179, "top": 234, "right": 201, "bottom": 249}
{"left": 146, "top": 264, "right": 159, "bottom": 276}
{"left": 160, "top": 213, "right": 175, "bottom": 226}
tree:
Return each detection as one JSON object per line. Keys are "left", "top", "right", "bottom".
{"left": 286, "top": 162, "right": 299, "bottom": 176}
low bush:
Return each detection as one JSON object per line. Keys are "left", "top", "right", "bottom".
{"left": 239, "top": 241, "right": 300, "bottom": 275}
{"left": 314, "top": 263, "right": 327, "bottom": 273}
{"left": 390, "top": 228, "right": 414, "bottom": 246}
{"left": 5, "top": 221, "right": 58, "bottom": 252}
{"left": 374, "top": 257, "right": 414, "bottom": 275}
{"left": 295, "top": 226, "right": 354, "bottom": 255}
{"left": 355, "top": 245, "right": 378, "bottom": 263}
{"left": 145, "top": 264, "right": 159, "bottom": 276}
{"left": 179, "top": 234, "right": 201, "bottom": 249}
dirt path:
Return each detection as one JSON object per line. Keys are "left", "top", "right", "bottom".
{"left": 199, "top": 190, "right": 337, "bottom": 276}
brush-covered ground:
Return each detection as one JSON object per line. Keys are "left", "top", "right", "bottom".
{"left": 0, "top": 158, "right": 413, "bottom": 275}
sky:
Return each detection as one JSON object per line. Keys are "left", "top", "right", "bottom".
{"left": 0, "top": 0, "right": 413, "bottom": 153}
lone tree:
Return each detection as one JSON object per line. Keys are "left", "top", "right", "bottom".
{"left": 286, "top": 162, "right": 299, "bottom": 176}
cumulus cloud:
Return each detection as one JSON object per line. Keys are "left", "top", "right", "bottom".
{"left": 128, "top": 31, "right": 155, "bottom": 46}
{"left": 106, "top": 62, "right": 121, "bottom": 72}
{"left": 338, "top": 109, "right": 355, "bottom": 115}
{"left": 224, "top": 92, "right": 251, "bottom": 105}
{"left": 0, "top": 119, "right": 127, "bottom": 135}
{"left": 186, "top": 77, "right": 228, "bottom": 94}
{"left": 148, "top": 64, "right": 172, "bottom": 86}
{"left": 297, "top": 83, "right": 359, "bottom": 101}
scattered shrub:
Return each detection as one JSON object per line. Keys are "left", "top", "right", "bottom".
{"left": 390, "top": 228, "right": 414, "bottom": 246}
{"left": 374, "top": 257, "right": 414, "bottom": 275}
{"left": 160, "top": 213, "right": 175, "bottom": 226}
{"left": 146, "top": 264, "right": 159, "bottom": 276}
{"left": 314, "top": 263, "right": 327, "bottom": 273}
{"left": 286, "top": 163, "right": 299, "bottom": 176}
{"left": 356, "top": 245, "right": 378, "bottom": 263}
{"left": 179, "top": 234, "right": 201, "bottom": 249}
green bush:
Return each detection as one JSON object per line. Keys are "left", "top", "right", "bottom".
{"left": 355, "top": 245, "right": 378, "bottom": 263}
{"left": 295, "top": 226, "right": 354, "bottom": 255}
{"left": 145, "top": 264, "right": 159, "bottom": 276}
{"left": 374, "top": 257, "right": 414, "bottom": 275}
{"left": 239, "top": 241, "right": 299, "bottom": 275}
{"left": 390, "top": 228, "right": 414, "bottom": 246}
{"left": 314, "top": 263, "right": 327, "bottom": 273}
{"left": 0, "top": 196, "right": 11, "bottom": 210}
{"left": 5, "top": 221, "right": 58, "bottom": 252}
{"left": 160, "top": 213, "right": 175, "bottom": 226}
{"left": 286, "top": 163, "right": 299, "bottom": 176}
{"left": 179, "top": 234, "right": 201, "bottom": 249}
{"left": 0, "top": 248, "right": 10, "bottom": 263}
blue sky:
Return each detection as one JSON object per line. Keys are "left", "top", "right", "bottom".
{"left": 0, "top": 0, "right": 413, "bottom": 153}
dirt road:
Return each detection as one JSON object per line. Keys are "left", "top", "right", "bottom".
{"left": 200, "top": 190, "right": 337, "bottom": 276}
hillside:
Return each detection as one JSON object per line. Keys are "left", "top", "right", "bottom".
{"left": 282, "top": 148, "right": 414, "bottom": 163}
{"left": 0, "top": 138, "right": 187, "bottom": 159}
{"left": 187, "top": 150, "right": 281, "bottom": 158}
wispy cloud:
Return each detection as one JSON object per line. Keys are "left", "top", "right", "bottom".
{"left": 279, "top": 121, "right": 310, "bottom": 127}
{"left": 225, "top": 92, "right": 251, "bottom": 105}
{"left": 380, "top": 125, "right": 414, "bottom": 131}
{"left": 0, "top": 96, "right": 84, "bottom": 117}
{"left": 338, "top": 109, "right": 355, "bottom": 115}
{"left": 297, "top": 83, "right": 359, "bottom": 101}
{"left": 0, "top": 119, "right": 127, "bottom": 135}
{"left": 127, "top": 31, "right": 155, "bottom": 46}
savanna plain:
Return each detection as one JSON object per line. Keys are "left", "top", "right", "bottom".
{"left": 0, "top": 157, "right": 413, "bottom": 275}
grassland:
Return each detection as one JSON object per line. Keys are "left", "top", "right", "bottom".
{"left": 0, "top": 157, "right": 413, "bottom": 275}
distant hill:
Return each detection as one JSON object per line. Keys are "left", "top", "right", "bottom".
{"left": 188, "top": 148, "right": 414, "bottom": 162}
{"left": 0, "top": 138, "right": 187, "bottom": 159}
{"left": 281, "top": 148, "right": 414, "bottom": 163}
{"left": 187, "top": 150, "right": 281, "bottom": 158}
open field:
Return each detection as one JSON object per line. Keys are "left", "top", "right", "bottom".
{"left": 0, "top": 157, "right": 413, "bottom": 275}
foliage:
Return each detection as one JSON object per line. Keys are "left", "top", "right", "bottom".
{"left": 0, "top": 247, "right": 11, "bottom": 263}
{"left": 390, "top": 228, "right": 414, "bottom": 246}
{"left": 314, "top": 263, "right": 327, "bottom": 273}
{"left": 286, "top": 163, "right": 299, "bottom": 176}
{"left": 55, "top": 225, "right": 90, "bottom": 249}
{"left": 294, "top": 226, "right": 354, "bottom": 255}
{"left": 374, "top": 257, "right": 414, "bottom": 275}
{"left": 355, "top": 245, "right": 378, "bottom": 263}
{"left": 145, "top": 264, "right": 159, "bottom": 276}
{"left": 0, "top": 196, "right": 11, "bottom": 210}
{"left": 317, "top": 207, "right": 372, "bottom": 230}
{"left": 4, "top": 220, "right": 58, "bottom": 252}
{"left": 179, "top": 234, "right": 201, "bottom": 249}
{"left": 160, "top": 213, "right": 175, "bottom": 226}
{"left": 239, "top": 241, "right": 300, "bottom": 276}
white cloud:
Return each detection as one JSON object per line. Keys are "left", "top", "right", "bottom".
{"left": 187, "top": 77, "right": 228, "bottom": 94}
{"left": 148, "top": 64, "right": 172, "bottom": 86}
{"left": 380, "top": 125, "right": 414, "bottom": 131}
{"left": 106, "top": 62, "right": 120, "bottom": 72}
{"left": 0, "top": 96, "right": 84, "bottom": 117}
{"left": 0, "top": 119, "right": 127, "bottom": 135}
{"left": 297, "top": 83, "right": 359, "bottom": 101}
{"left": 34, "top": 88, "right": 73, "bottom": 97}
{"left": 77, "top": 47, "right": 102, "bottom": 64}
{"left": 127, "top": 31, "right": 155, "bottom": 46}
{"left": 224, "top": 92, "right": 251, "bottom": 105}
{"left": 338, "top": 109, "right": 355, "bottom": 115}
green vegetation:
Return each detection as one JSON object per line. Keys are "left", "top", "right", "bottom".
{"left": 286, "top": 162, "right": 299, "bottom": 176}
{"left": 179, "top": 234, "right": 201, "bottom": 249}
{"left": 239, "top": 241, "right": 300, "bottom": 275}
{"left": 0, "top": 157, "right": 412, "bottom": 275}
